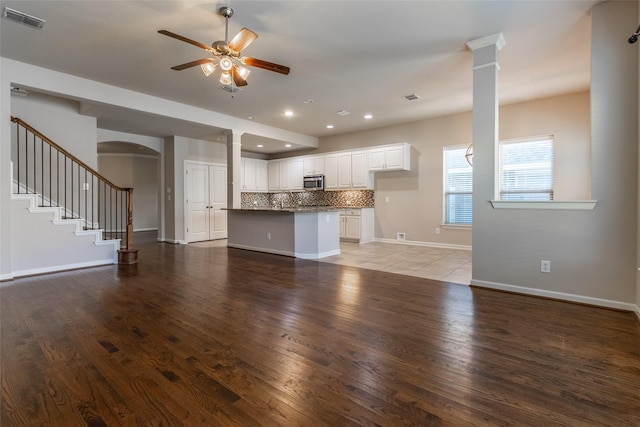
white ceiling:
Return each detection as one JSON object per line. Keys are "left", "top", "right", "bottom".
{"left": 0, "top": 0, "right": 599, "bottom": 154}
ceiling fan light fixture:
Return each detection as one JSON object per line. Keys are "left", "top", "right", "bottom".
{"left": 201, "top": 62, "right": 217, "bottom": 77}
{"left": 236, "top": 66, "right": 251, "bottom": 80}
{"left": 219, "top": 71, "right": 232, "bottom": 86}
{"left": 219, "top": 57, "right": 233, "bottom": 71}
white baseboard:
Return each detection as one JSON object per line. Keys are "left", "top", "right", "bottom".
{"left": 471, "top": 279, "right": 638, "bottom": 313}
{"left": 0, "top": 273, "right": 15, "bottom": 282}
{"left": 374, "top": 237, "right": 471, "bottom": 251}
{"left": 296, "top": 249, "right": 341, "bottom": 259}
{"left": 227, "top": 243, "right": 294, "bottom": 258}
{"left": 11, "top": 259, "right": 116, "bottom": 279}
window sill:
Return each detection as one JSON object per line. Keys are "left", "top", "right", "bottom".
{"left": 490, "top": 200, "right": 598, "bottom": 210}
{"left": 441, "top": 224, "right": 472, "bottom": 230}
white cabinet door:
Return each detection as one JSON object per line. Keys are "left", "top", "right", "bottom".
{"left": 344, "top": 216, "right": 361, "bottom": 240}
{"left": 255, "top": 160, "right": 268, "bottom": 192}
{"left": 303, "top": 156, "right": 324, "bottom": 175}
{"left": 241, "top": 158, "right": 256, "bottom": 191}
{"left": 384, "top": 146, "right": 404, "bottom": 170}
{"left": 291, "top": 159, "right": 304, "bottom": 190}
{"left": 279, "top": 160, "right": 292, "bottom": 190}
{"left": 268, "top": 161, "right": 280, "bottom": 191}
{"left": 324, "top": 154, "right": 338, "bottom": 189}
{"left": 351, "top": 151, "right": 368, "bottom": 188}
{"left": 337, "top": 153, "right": 352, "bottom": 188}
{"left": 369, "top": 148, "right": 386, "bottom": 171}
{"left": 368, "top": 144, "right": 410, "bottom": 171}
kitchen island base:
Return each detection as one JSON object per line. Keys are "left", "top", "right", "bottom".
{"left": 226, "top": 209, "right": 340, "bottom": 259}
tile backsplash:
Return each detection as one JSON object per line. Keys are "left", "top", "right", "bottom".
{"left": 241, "top": 190, "right": 375, "bottom": 209}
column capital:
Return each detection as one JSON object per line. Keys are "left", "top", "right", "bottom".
{"left": 224, "top": 129, "right": 245, "bottom": 137}
{"left": 465, "top": 32, "right": 505, "bottom": 52}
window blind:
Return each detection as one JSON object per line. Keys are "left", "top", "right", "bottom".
{"left": 499, "top": 137, "right": 554, "bottom": 201}
{"left": 444, "top": 146, "right": 473, "bottom": 225}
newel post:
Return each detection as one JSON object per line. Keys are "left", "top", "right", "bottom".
{"left": 117, "top": 187, "right": 139, "bottom": 264}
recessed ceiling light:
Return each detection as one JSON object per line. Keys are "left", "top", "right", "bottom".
{"left": 364, "top": 114, "right": 373, "bottom": 119}
{"left": 303, "top": 99, "right": 314, "bottom": 104}
{"left": 336, "top": 110, "right": 350, "bottom": 116}
{"left": 284, "top": 110, "right": 294, "bottom": 117}
{"left": 285, "top": 144, "right": 292, "bottom": 148}
{"left": 326, "top": 125, "right": 334, "bottom": 129}
{"left": 248, "top": 116, "right": 256, "bottom": 120}
{"left": 257, "top": 144, "right": 264, "bottom": 148}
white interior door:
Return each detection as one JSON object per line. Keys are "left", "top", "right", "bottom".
{"left": 186, "top": 164, "right": 210, "bottom": 242}
{"left": 209, "top": 166, "right": 227, "bottom": 240}
{"left": 186, "top": 163, "right": 227, "bottom": 242}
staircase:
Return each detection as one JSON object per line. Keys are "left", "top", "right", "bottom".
{"left": 9, "top": 116, "right": 137, "bottom": 277}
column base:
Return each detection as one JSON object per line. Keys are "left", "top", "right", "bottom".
{"left": 118, "top": 249, "right": 139, "bottom": 264}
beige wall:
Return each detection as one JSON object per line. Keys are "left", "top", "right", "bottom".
{"left": 308, "top": 91, "right": 591, "bottom": 247}
{"left": 98, "top": 154, "right": 159, "bottom": 231}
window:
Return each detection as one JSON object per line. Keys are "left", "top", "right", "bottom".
{"left": 499, "top": 136, "right": 554, "bottom": 201}
{"left": 443, "top": 146, "right": 473, "bottom": 225}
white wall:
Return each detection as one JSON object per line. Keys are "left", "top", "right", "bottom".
{"left": 471, "top": 0, "right": 638, "bottom": 310}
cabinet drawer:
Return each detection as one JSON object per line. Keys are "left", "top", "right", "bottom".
{"left": 342, "top": 209, "right": 361, "bottom": 216}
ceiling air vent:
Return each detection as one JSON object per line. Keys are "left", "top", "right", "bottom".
{"left": 220, "top": 85, "right": 242, "bottom": 93}
{"left": 2, "top": 7, "right": 45, "bottom": 29}
{"left": 404, "top": 94, "right": 420, "bottom": 101}
{"left": 335, "top": 110, "right": 350, "bottom": 116}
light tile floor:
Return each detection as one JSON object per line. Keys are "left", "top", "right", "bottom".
{"left": 320, "top": 242, "right": 472, "bottom": 285}
{"left": 190, "top": 238, "right": 472, "bottom": 285}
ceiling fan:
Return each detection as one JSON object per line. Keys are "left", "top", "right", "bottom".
{"left": 158, "top": 6, "right": 290, "bottom": 87}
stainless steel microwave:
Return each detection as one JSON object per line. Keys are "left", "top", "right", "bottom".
{"left": 303, "top": 174, "right": 324, "bottom": 191}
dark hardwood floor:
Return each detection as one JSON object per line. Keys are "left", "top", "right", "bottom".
{"left": 2, "top": 233, "right": 639, "bottom": 426}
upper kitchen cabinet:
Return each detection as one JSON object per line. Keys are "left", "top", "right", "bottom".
{"left": 241, "top": 158, "right": 268, "bottom": 192}
{"left": 303, "top": 156, "right": 324, "bottom": 176}
{"left": 291, "top": 159, "right": 304, "bottom": 191}
{"left": 338, "top": 151, "right": 371, "bottom": 189}
{"left": 369, "top": 143, "right": 411, "bottom": 172}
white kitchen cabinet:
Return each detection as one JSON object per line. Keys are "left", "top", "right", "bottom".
{"left": 255, "top": 160, "right": 268, "bottom": 192}
{"left": 241, "top": 158, "right": 268, "bottom": 192}
{"left": 339, "top": 208, "right": 374, "bottom": 243}
{"left": 324, "top": 154, "right": 338, "bottom": 189}
{"left": 351, "top": 151, "right": 369, "bottom": 187}
{"left": 337, "top": 151, "right": 371, "bottom": 189}
{"left": 303, "top": 156, "right": 324, "bottom": 175}
{"left": 268, "top": 159, "right": 293, "bottom": 191}
{"left": 268, "top": 161, "right": 280, "bottom": 191}
{"left": 369, "top": 143, "right": 411, "bottom": 171}
{"left": 279, "top": 160, "right": 292, "bottom": 190}
{"left": 291, "top": 158, "right": 304, "bottom": 190}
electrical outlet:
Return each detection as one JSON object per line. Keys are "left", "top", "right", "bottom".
{"left": 435, "top": 227, "right": 440, "bottom": 235}
{"left": 266, "top": 232, "right": 271, "bottom": 240}
{"left": 541, "top": 260, "right": 551, "bottom": 273}
{"left": 397, "top": 232, "right": 406, "bottom": 241}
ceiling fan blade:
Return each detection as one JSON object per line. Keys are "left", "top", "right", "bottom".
{"left": 171, "top": 58, "right": 214, "bottom": 71}
{"left": 228, "top": 28, "right": 258, "bottom": 53}
{"left": 241, "top": 57, "right": 290, "bottom": 75}
{"left": 158, "top": 30, "right": 213, "bottom": 52}
{"left": 232, "top": 69, "right": 248, "bottom": 87}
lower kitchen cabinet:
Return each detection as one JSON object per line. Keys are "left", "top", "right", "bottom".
{"left": 339, "top": 208, "right": 374, "bottom": 243}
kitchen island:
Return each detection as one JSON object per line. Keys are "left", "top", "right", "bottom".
{"left": 225, "top": 207, "right": 341, "bottom": 259}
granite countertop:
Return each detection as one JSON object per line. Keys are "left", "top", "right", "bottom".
{"left": 225, "top": 206, "right": 343, "bottom": 213}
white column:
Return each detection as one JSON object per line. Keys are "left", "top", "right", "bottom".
{"left": 0, "top": 65, "right": 13, "bottom": 279}
{"left": 466, "top": 33, "right": 505, "bottom": 281}
{"left": 226, "top": 130, "right": 243, "bottom": 209}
